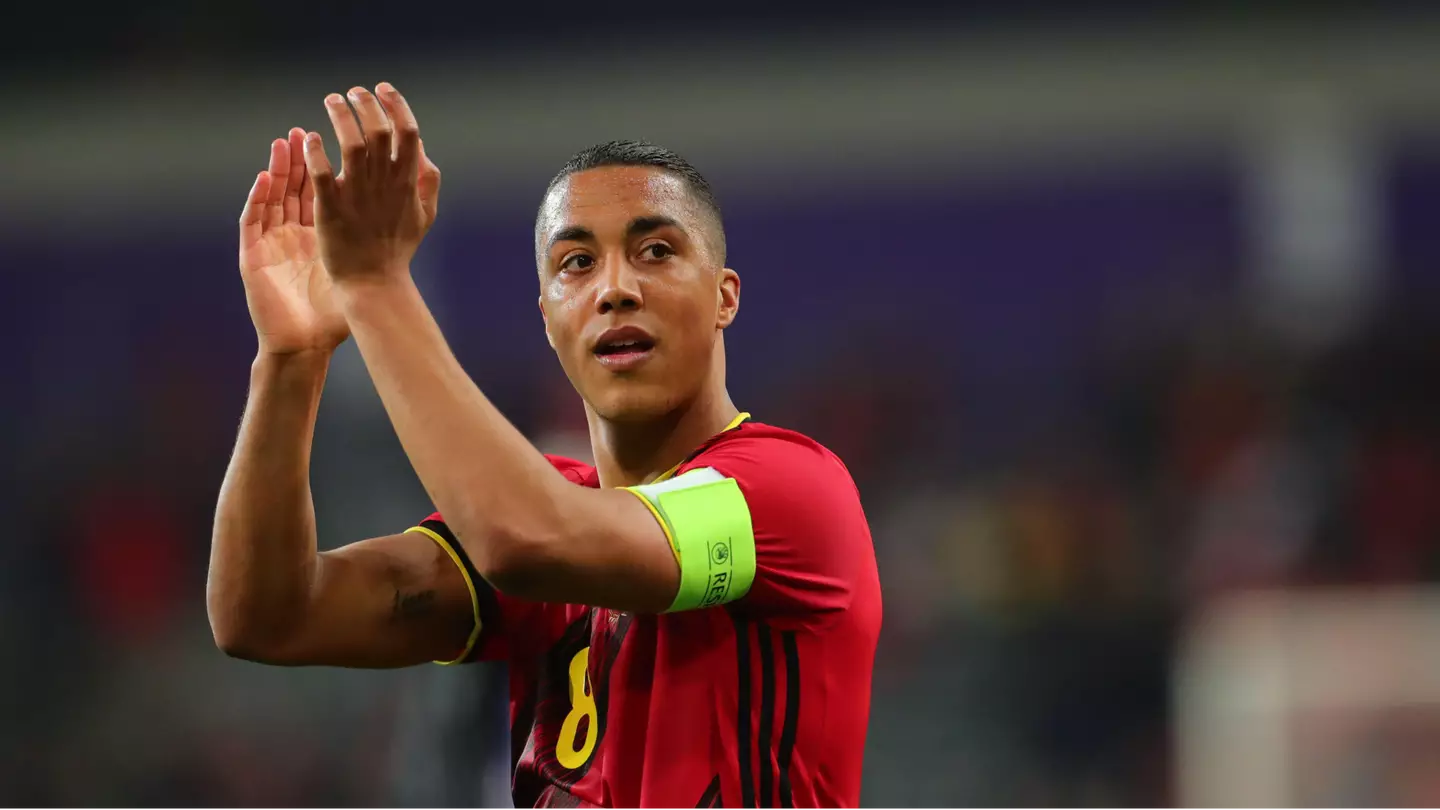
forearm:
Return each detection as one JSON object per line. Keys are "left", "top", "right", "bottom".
{"left": 337, "top": 276, "right": 569, "bottom": 575}
{"left": 207, "top": 350, "right": 329, "bottom": 650}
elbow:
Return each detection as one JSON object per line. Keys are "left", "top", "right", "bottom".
{"left": 209, "top": 619, "right": 295, "bottom": 664}
{"left": 205, "top": 592, "right": 295, "bottom": 664}
{"left": 207, "top": 602, "right": 267, "bottom": 661}
{"left": 208, "top": 613, "right": 263, "bottom": 661}
{"left": 461, "top": 521, "right": 560, "bottom": 600}
{"left": 205, "top": 584, "right": 244, "bottom": 657}
{"left": 446, "top": 482, "right": 576, "bottom": 600}
{"left": 211, "top": 627, "right": 263, "bottom": 662}
{"left": 205, "top": 551, "right": 319, "bottom": 665}
{"left": 449, "top": 464, "right": 584, "bottom": 596}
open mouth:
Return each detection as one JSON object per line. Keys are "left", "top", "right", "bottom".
{"left": 594, "top": 337, "right": 655, "bottom": 356}
{"left": 593, "top": 329, "right": 657, "bottom": 371}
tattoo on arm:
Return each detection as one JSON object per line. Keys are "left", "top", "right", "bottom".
{"left": 391, "top": 588, "right": 437, "bottom": 620}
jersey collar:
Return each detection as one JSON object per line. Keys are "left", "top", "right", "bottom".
{"left": 653, "top": 411, "right": 751, "bottom": 483}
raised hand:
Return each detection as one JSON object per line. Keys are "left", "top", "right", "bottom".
{"left": 301, "top": 83, "right": 442, "bottom": 285}
{"left": 238, "top": 128, "right": 350, "bottom": 355}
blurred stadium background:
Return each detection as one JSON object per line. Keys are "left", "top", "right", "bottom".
{"left": 3, "top": 4, "right": 1439, "bottom": 806}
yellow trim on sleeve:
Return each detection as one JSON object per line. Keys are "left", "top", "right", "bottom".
{"left": 407, "top": 524, "right": 483, "bottom": 666}
{"left": 620, "top": 487, "right": 681, "bottom": 562}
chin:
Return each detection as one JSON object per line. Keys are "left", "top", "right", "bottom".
{"left": 587, "top": 378, "right": 688, "bottom": 424}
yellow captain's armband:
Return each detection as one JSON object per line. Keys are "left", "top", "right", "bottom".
{"left": 622, "top": 468, "right": 757, "bottom": 612}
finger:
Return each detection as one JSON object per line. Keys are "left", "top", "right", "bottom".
{"left": 347, "top": 86, "right": 393, "bottom": 168}
{"left": 375, "top": 82, "right": 419, "bottom": 171}
{"left": 324, "top": 93, "right": 366, "bottom": 179}
{"left": 303, "top": 131, "right": 339, "bottom": 209}
{"left": 299, "top": 144, "right": 316, "bottom": 227}
{"left": 240, "top": 171, "right": 271, "bottom": 248}
{"left": 417, "top": 138, "right": 441, "bottom": 222}
{"left": 264, "top": 138, "right": 289, "bottom": 228}
{"left": 283, "top": 128, "right": 306, "bottom": 223}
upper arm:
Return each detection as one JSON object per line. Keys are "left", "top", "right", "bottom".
{"left": 238, "top": 451, "right": 603, "bottom": 667}
{"left": 481, "top": 488, "right": 683, "bottom": 614}
{"left": 488, "top": 438, "right": 869, "bottom": 623}
{"left": 430, "top": 450, "right": 680, "bottom": 615}
{"left": 258, "top": 530, "right": 476, "bottom": 668}
{"left": 408, "top": 513, "right": 560, "bottom": 663}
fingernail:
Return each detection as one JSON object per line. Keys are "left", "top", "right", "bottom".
{"left": 348, "top": 86, "right": 367, "bottom": 99}
{"left": 377, "top": 81, "right": 396, "bottom": 94}
{"left": 325, "top": 93, "right": 344, "bottom": 106}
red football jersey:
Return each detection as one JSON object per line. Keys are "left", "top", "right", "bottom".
{"left": 410, "top": 420, "right": 882, "bottom": 807}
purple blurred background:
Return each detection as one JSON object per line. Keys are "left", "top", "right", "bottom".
{"left": 3, "top": 5, "right": 1439, "bottom": 806}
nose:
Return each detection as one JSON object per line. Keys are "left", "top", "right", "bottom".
{"left": 595, "top": 255, "right": 643, "bottom": 315}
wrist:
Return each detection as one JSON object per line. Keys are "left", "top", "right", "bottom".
{"left": 252, "top": 348, "right": 332, "bottom": 379}
{"left": 333, "top": 269, "right": 422, "bottom": 316}
{"left": 330, "top": 264, "right": 414, "bottom": 297}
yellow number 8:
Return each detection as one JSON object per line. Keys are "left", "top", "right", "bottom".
{"left": 556, "top": 646, "right": 598, "bottom": 769}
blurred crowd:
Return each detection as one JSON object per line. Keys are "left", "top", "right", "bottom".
{"left": 860, "top": 295, "right": 1440, "bottom": 804}
{"left": 2, "top": 262, "right": 1436, "bottom": 804}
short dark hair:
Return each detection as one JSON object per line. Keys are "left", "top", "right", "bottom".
{"left": 540, "top": 140, "right": 726, "bottom": 262}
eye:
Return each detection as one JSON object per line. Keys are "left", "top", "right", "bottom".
{"left": 641, "top": 243, "right": 674, "bottom": 261}
{"left": 560, "top": 253, "right": 595, "bottom": 273}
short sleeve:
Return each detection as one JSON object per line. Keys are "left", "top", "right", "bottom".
{"left": 693, "top": 434, "right": 871, "bottom": 624}
{"left": 404, "top": 512, "right": 540, "bottom": 664}
{"left": 406, "top": 454, "right": 593, "bottom": 664}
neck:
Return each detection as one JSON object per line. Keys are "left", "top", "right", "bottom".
{"left": 588, "top": 385, "right": 738, "bottom": 488}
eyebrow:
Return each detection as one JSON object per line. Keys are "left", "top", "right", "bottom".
{"left": 546, "top": 215, "right": 686, "bottom": 251}
{"left": 548, "top": 225, "right": 593, "bottom": 249}
{"left": 626, "top": 215, "right": 683, "bottom": 239}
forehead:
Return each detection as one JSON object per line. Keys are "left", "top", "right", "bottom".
{"left": 538, "top": 166, "right": 697, "bottom": 244}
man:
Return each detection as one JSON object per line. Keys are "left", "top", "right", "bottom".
{"left": 208, "top": 83, "right": 882, "bottom": 808}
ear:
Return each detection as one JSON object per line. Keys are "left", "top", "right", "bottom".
{"left": 716, "top": 267, "right": 740, "bottom": 330}
{"left": 538, "top": 296, "right": 555, "bottom": 350}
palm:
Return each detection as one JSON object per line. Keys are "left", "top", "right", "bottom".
{"left": 241, "top": 222, "right": 346, "bottom": 350}
{"left": 238, "top": 130, "right": 349, "bottom": 354}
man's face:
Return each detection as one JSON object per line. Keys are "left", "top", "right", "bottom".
{"left": 537, "top": 166, "right": 739, "bottom": 421}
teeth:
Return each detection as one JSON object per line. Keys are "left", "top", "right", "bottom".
{"left": 597, "top": 337, "right": 650, "bottom": 354}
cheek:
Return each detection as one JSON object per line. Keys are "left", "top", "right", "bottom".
{"left": 542, "top": 287, "right": 587, "bottom": 345}
{"left": 653, "top": 272, "right": 718, "bottom": 321}
{"left": 668, "top": 299, "right": 718, "bottom": 358}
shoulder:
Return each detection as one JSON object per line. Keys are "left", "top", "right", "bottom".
{"left": 684, "top": 422, "right": 858, "bottom": 499}
{"left": 681, "top": 422, "right": 864, "bottom": 535}
{"left": 683, "top": 422, "right": 875, "bottom": 622}
{"left": 625, "top": 420, "right": 875, "bottom": 619}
